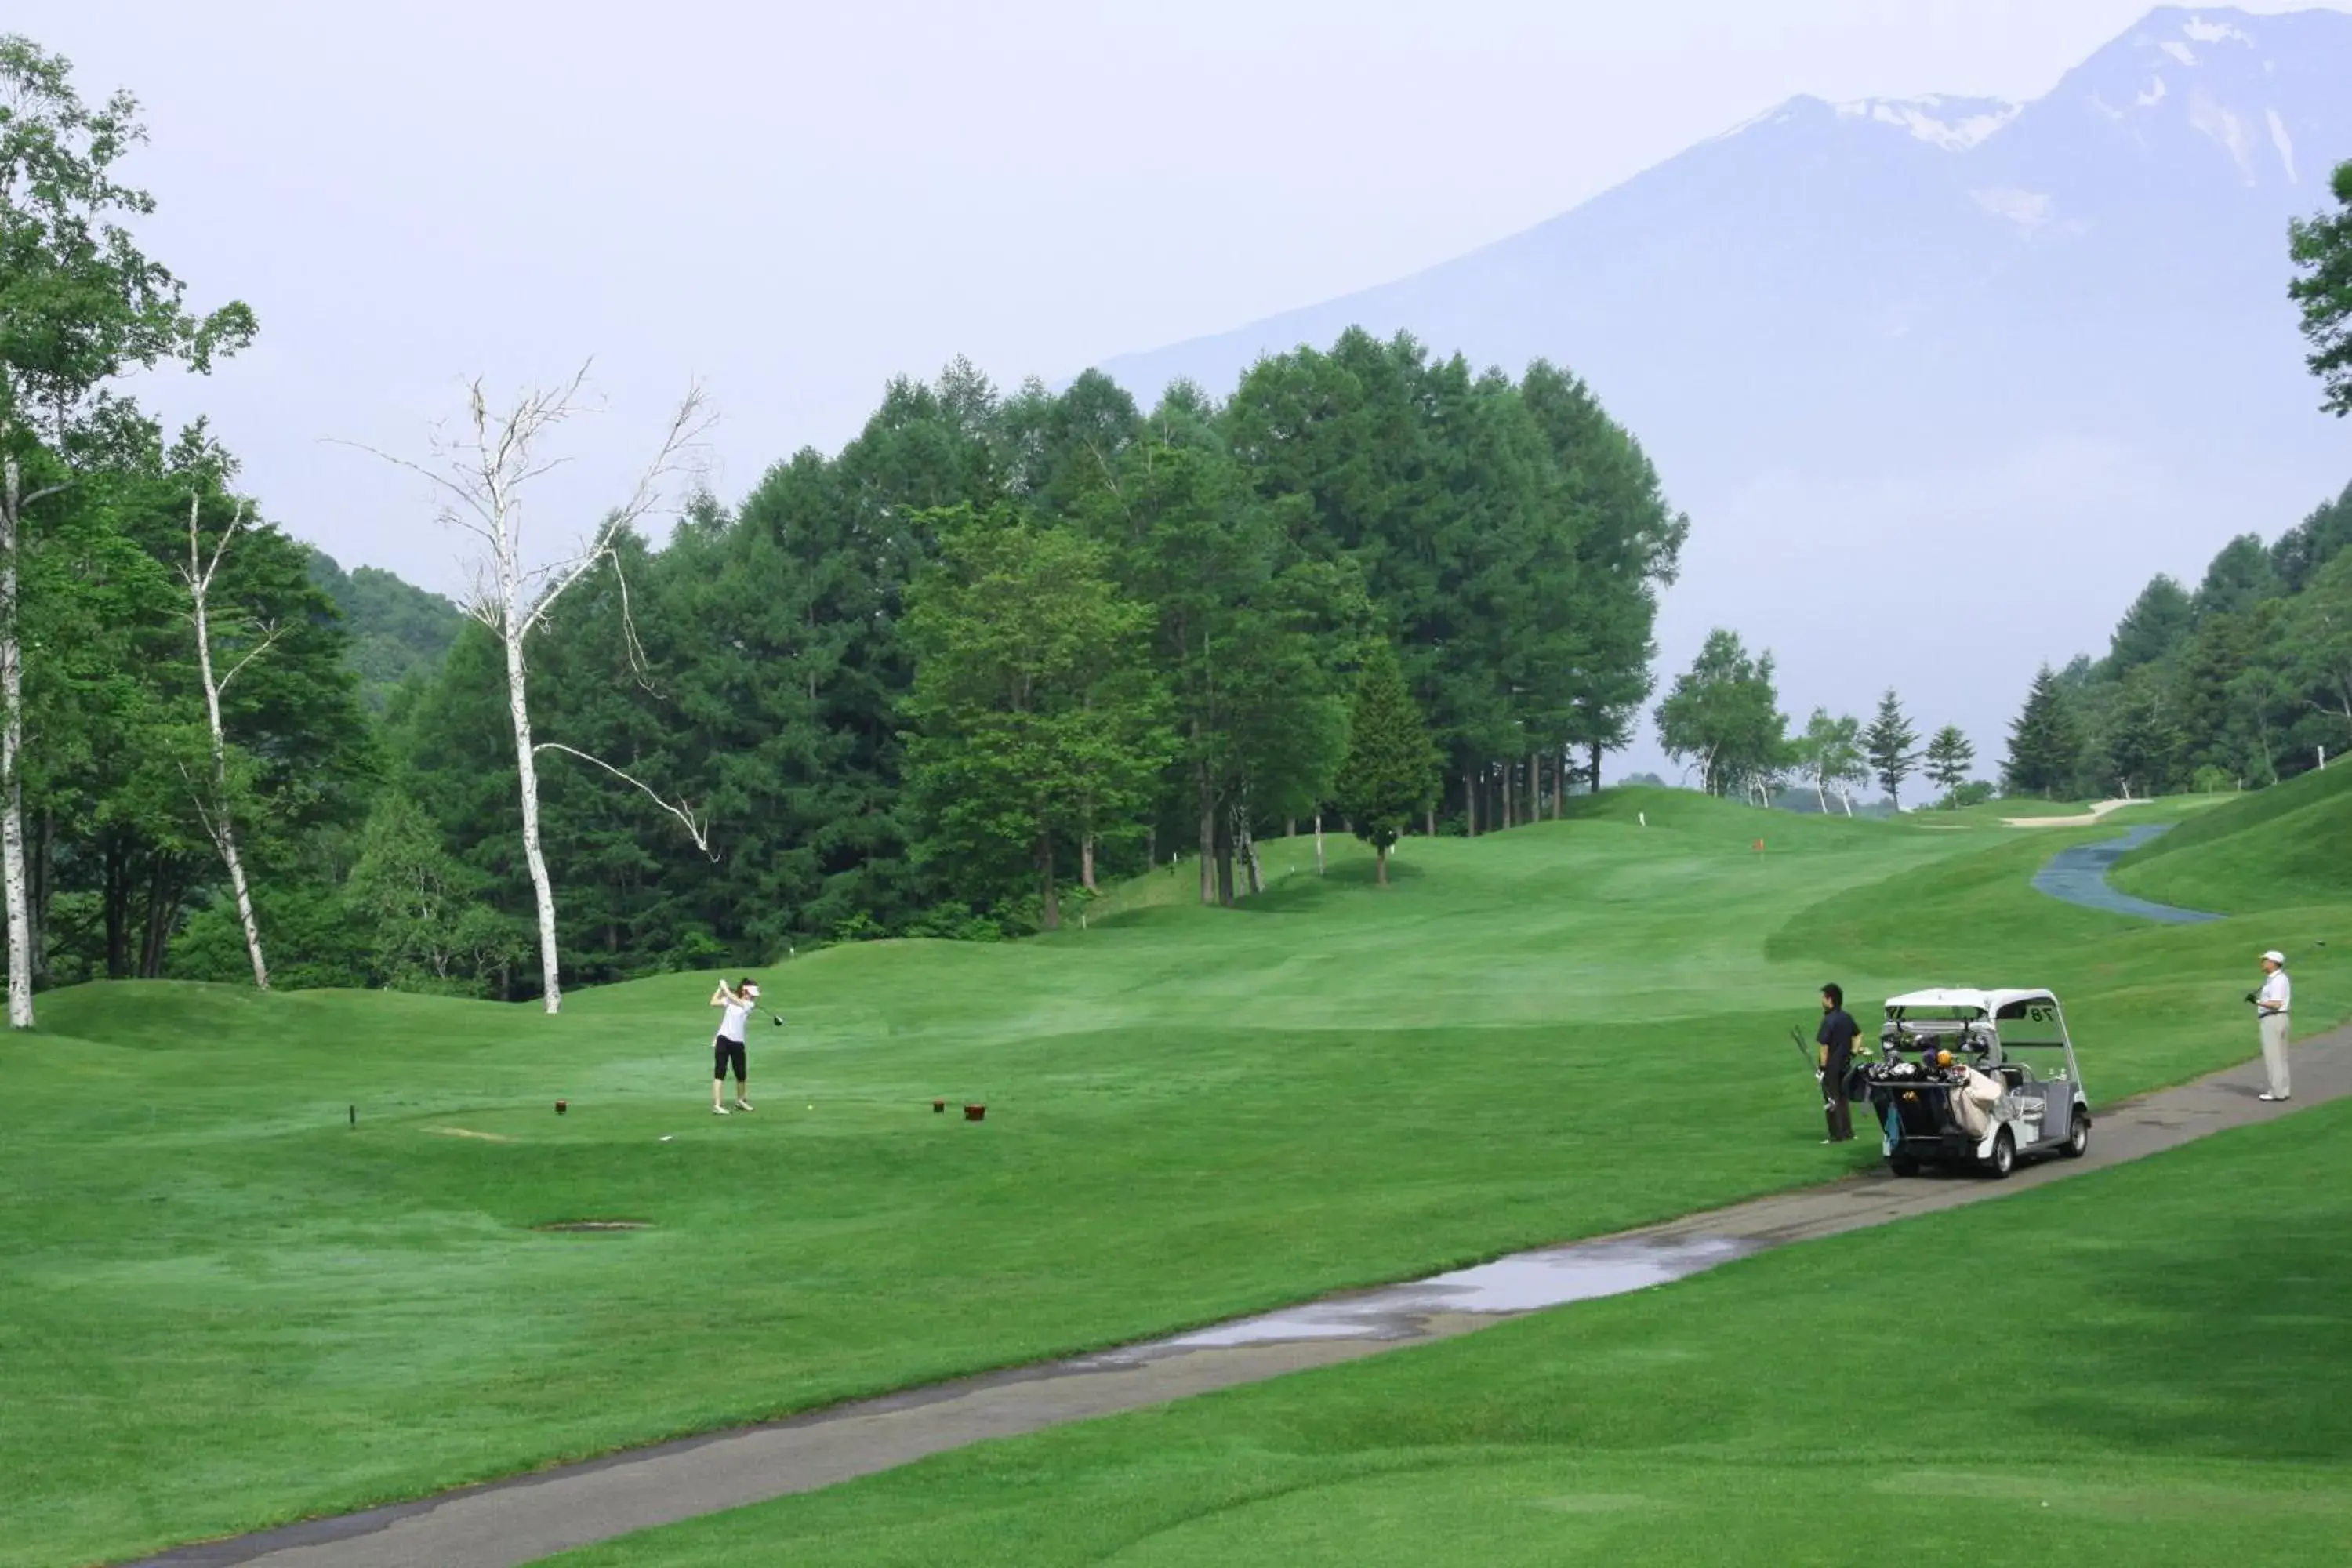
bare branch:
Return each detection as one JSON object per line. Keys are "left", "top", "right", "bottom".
{"left": 320, "top": 437, "right": 505, "bottom": 540}
{"left": 520, "top": 382, "right": 713, "bottom": 637}
{"left": 608, "top": 546, "right": 662, "bottom": 694}
{"left": 533, "top": 742, "right": 715, "bottom": 857}
{"left": 217, "top": 622, "right": 285, "bottom": 695}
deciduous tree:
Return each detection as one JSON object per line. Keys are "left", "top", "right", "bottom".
{"left": 2288, "top": 159, "right": 2352, "bottom": 416}
{"left": 902, "top": 509, "right": 1171, "bottom": 929}
{"left": 345, "top": 370, "right": 713, "bottom": 1012}
{"left": 1655, "top": 630, "right": 1786, "bottom": 800}
{"left": 0, "top": 35, "right": 252, "bottom": 1024}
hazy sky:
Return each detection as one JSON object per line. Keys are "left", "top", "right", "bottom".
{"left": 20, "top": 0, "right": 2342, "bottom": 593}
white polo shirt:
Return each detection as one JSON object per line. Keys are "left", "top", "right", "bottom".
{"left": 719, "top": 997, "right": 753, "bottom": 1042}
{"left": 2259, "top": 968, "right": 2291, "bottom": 1015}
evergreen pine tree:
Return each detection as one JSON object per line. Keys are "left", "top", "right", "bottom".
{"left": 1923, "top": 725, "right": 1976, "bottom": 806}
{"left": 1862, "top": 689, "right": 1920, "bottom": 808}
{"left": 1332, "top": 641, "right": 1440, "bottom": 887}
{"left": 2004, "top": 666, "right": 2080, "bottom": 798}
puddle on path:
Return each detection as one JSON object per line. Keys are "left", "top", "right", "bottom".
{"left": 1083, "top": 1236, "right": 1762, "bottom": 1359}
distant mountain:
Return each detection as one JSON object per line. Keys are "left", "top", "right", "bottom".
{"left": 307, "top": 550, "right": 466, "bottom": 710}
{"left": 1098, "top": 5, "right": 2352, "bottom": 777}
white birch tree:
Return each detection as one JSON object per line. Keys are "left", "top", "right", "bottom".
{"left": 0, "top": 452, "right": 66, "bottom": 1026}
{"left": 345, "top": 369, "right": 713, "bottom": 1013}
{"left": 0, "top": 38, "right": 255, "bottom": 1026}
{"left": 177, "top": 494, "right": 279, "bottom": 989}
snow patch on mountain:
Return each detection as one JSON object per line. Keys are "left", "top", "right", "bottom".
{"left": 2180, "top": 16, "right": 2254, "bottom": 46}
{"left": 2267, "top": 106, "right": 2298, "bottom": 183}
{"left": 2187, "top": 85, "right": 2259, "bottom": 183}
{"left": 2136, "top": 75, "right": 2169, "bottom": 107}
{"left": 1832, "top": 94, "right": 2021, "bottom": 152}
{"left": 2159, "top": 38, "right": 2199, "bottom": 65}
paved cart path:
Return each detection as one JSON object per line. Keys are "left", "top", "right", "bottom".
{"left": 125, "top": 1025, "right": 2352, "bottom": 1568}
{"left": 2031, "top": 823, "right": 2222, "bottom": 924}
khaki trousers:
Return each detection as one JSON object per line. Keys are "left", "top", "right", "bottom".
{"left": 2259, "top": 1012, "right": 2291, "bottom": 1099}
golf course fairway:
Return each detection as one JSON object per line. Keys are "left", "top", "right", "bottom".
{"left": 558, "top": 1096, "right": 2352, "bottom": 1568}
{"left": 5, "top": 787, "right": 2342, "bottom": 1566}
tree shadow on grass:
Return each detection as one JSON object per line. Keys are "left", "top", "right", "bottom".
{"left": 1236, "top": 855, "right": 1425, "bottom": 913}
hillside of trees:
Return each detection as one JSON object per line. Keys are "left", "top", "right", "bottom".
{"left": 304, "top": 552, "right": 465, "bottom": 711}
{"left": 2002, "top": 478, "right": 2352, "bottom": 798}
{"left": 0, "top": 34, "right": 1686, "bottom": 1007}
{"left": 376, "top": 345, "right": 1686, "bottom": 990}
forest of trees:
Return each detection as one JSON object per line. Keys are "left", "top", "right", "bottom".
{"left": 0, "top": 36, "right": 1686, "bottom": 1010}
{"left": 2001, "top": 478, "right": 2352, "bottom": 800}
{"left": 1998, "top": 156, "right": 2352, "bottom": 803}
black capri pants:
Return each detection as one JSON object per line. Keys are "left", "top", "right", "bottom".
{"left": 713, "top": 1033, "right": 747, "bottom": 1083}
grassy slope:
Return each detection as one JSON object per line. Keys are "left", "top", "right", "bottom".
{"left": 564, "top": 1099, "right": 2352, "bottom": 1568}
{"left": 5, "top": 789, "right": 2339, "bottom": 1565}
{"left": 2111, "top": 766, "right": 2352, "bottom": 914}
{"left": 561, "top": 791, "right": 2352, "bottom": 1568}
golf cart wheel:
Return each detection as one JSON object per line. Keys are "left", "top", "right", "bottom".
{"left": 2062, "top": 1111, "right": 2090, "bottom": 1160}
{"left": 1985, "top": 1128, "right": 2016, "bottom": 1181}
{"left": 1886, "top": 1152, "right": 1920, "bottom": 1178}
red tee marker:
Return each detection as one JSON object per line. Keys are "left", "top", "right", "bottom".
{"left": 1753, "top": 839, "right": 1765, "bottom": 852}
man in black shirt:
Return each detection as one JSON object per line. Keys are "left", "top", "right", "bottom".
{"left": 1816, "top": 983, "right": 1860, "bottom": 1144}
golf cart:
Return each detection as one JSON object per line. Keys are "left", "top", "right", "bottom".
{"left": 1861, "top": 989, "right": 2092, "bottom": 1179}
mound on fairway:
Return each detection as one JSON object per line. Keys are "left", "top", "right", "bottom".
{"left": 2113, "top": 766, "right": 2352, "bottom": 915}
{"left": 554, "top": 1098, "right": 2352, "bottom": 1568}
{"left": 4, "top": 795, "right": 2342, "bottom": 1567}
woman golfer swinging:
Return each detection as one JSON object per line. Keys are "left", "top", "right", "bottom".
{"left": 710, "top": 978, "right": 760, "bottom": 1115}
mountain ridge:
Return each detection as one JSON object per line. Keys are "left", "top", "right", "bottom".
{"left": 1094, "top": 5, "right": 2352, "bottom": 779}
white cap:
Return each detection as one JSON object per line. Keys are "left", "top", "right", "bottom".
{"left": 2262, "top": 951, "right": 2286, "bottom": 966}
{"left": 744, "top": 982, "right": 760, "bottom": 996}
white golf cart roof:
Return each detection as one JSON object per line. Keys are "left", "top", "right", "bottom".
{"left": 1883, "top": 988, "right": 2058, "bottom": 1016}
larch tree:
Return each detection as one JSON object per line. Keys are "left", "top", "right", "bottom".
{"left": 346, "top": 370, "right": 714, "bottom": 1013}
{"left": 1332, "top": 639, "right": 1440, "bottom": 887}
{"left": 1863, "top": 689, "right": 1920, "bottom": 809}
{"left": 1923, "top": 725, "right": 1976, "bottom": 807}
{"left": 0, "top": 36, "right": 253, "bottom": 1026}
{"left": 2004, "top": 666, "right": 2080, "bottom": 798}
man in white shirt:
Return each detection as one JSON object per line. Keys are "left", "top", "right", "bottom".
{"left": 710, "top": 978, "right": 760, "bottom": 1115}
{"left": 2253, "top": 950, "right": 2292, "bottom": 1103}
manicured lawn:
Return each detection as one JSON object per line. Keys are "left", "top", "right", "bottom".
{"left": 561, "top": 1098, "right": 2352, "bottom": 1567}
{"left": 2114, "top": 766, "right": 2352, "bottom": 914}
{"left": 3, "top": 787, "right": 2335, "bottom": 1566}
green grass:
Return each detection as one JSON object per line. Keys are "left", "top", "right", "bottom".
{"left": 2113, "top": 767, "right": 2352, "bottom": 914}
{"left": 559, "top": 1098, "right": 2352, "bottom": 1568}
{"left": 3, "top": 787, "right": 2338, "bottom": 1566}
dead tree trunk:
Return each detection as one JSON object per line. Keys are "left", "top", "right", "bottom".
{"left": 343, "top": 370, "right": 712, "bottom": 1014}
